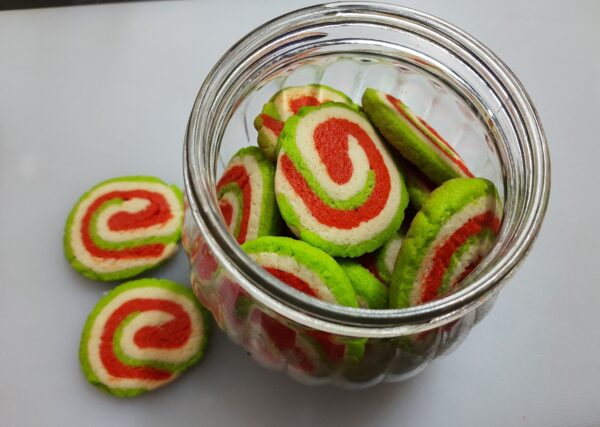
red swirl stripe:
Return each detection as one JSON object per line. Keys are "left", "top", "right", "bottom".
{"left": 421, "top": 211, "right": 501, "bottom": 303}
{"left": 281, "top": 117, "right": 391, "bottom": 229}
{"left": 217, "top": 165, "right": 252, "bottom": 243}
{"left": 260, "top": 114, "right": 284, "bottom": 136}
{"left": 82, "top": 190, "right": 172, "bottom": 260}
{"left": 100, "top": 298, "right": 192, "bottom": 381}
{"left": 219, "top": 200, "right": 234, "bottom": 227}
{"left": 386, "top": 94, "right": 474, "bottom": 178}
{"left": 265, "top": 267, "right": 318, "bottom": 298}
{"left": 289, "top": 96, "right": 320, "bottom": 114}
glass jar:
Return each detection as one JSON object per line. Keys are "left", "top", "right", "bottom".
{"left": 182, "top": 2, "right": 550, "bottom": 387}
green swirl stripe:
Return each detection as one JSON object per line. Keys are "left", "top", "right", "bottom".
{"left": 437, "top": 228, "right": 495, "bottom": 297}
{"left": 218, "top": 182, "right": 244, "bottom": 239}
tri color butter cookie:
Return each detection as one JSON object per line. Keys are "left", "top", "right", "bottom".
{"left": 250, "top": 309, "right": 363, "bottom": 378}
{"left": 242, "top": 236, "right": 358, "bottom": 307}
{"left": 390, "top": 178, "right": 502, "bottom": 308}
{"left": 217, "top": 147, "right": 281, "bottom": 244}
{"left": 79, "top": 279, "right": 210, "bottom": 397}
{"left": 254, "top": 84, "right": 354, "bottom": 161}
{"left": 275, "top": 102, "right": 408, "bottom": 257}
{"left": 64, "top": 176, "right": 183, "bottom": 282}
{"left": 362, "top": 88, "right": 473, "bottom": 184}
{"left": 242, "top": 236, "right": 365, "bottom": 374}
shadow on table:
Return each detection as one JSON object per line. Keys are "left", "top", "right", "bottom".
{"left": 0, "top": 0, "right": 160, "bottom": 11}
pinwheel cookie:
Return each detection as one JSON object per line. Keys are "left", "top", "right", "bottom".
{"left": 242, "top": 236, "right": 358, "bottom": 307}
{"left": 217, "top": 146, "right": 281, "bottom": 244}
{"left": 362, "top": 88, "right": 473, "bottom": 185}
{"left": 64, "top": 176, "right": 183, "bottom": 281}
{"left": 242, "top": 236, "right": 364, "bottom": 374}
{"left": 79, "top": 279, "right": 210, "bottom": 397}
{"left": 275, "top": 102, "right": 408, "bottom": 257}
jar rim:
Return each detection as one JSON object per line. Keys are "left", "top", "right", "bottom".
{"left": 184, "top": 2, "right": 550, "bottom": 338}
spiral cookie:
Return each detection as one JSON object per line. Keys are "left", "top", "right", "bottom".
{"left": 275, "top": 102, "right": 408, "bottom": 257}
{"left": 362, "top": 88, "right": 474, "bottom": 185}
{"left": 338, "top": 260, "right": 388, "bottom": 309}
{"left": 242, "top": 236, "right": 358, "bottom": 307}
{"left": 390, "top": 178, "right": 502, "bottom": 308}
{"left": 254, "top": 85, "right": 354, "bottom": 161}
{"left": 64, "top": 176, "right": 183, "bottom": 281}
{"left": 79, "top": 279, "right": 210, "bottom": 397}
{"left": 251, "top": 309, "right": 364, "bottom": 378}
{"left": 211, "top": 276, "right": 255, "bottom": 344}
{"left": 241, "top": 236, "right": 365, "bottom": 375}
{"left": 217, "top": 147, "right": 281, "bottom": 244}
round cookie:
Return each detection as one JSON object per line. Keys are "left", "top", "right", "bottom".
{"left": 217, "top": 146, "right": 281, "bottom": 244}
{"left": 79, "top": 279, "right": 210, "bottom": 397}
{"left": 242, "top": 237, "right": 366, "bottom": 374}
{"left": 275, "top": 102, "right": 408, "bottom": 258}
{"left": 242, "top": 236, "right": 358, "bottom": 307}
{"left": 338, "top": 260, "right": 389, "bottom": 309}
{"left": 250, "top": 308, "right": 364, "bottom": 379}
{"left": 64, "top": 176, "right": 183, "bottom": 282}
{"left": 362, "top": 88, "right": 473, "bottom": 185}
{"left": 254, "top": 85, "right": 354, "bottom": 161}
{"left": 390, "top": 178, "right": 502, "bottom": 308}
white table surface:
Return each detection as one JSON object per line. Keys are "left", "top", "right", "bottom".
{"left": 1, "top": 1, "right": 599, "bottom": 426}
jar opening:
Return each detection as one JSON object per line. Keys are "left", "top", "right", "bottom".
{"left": 184, "top": 2, "right": 550, "bottom": 337}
